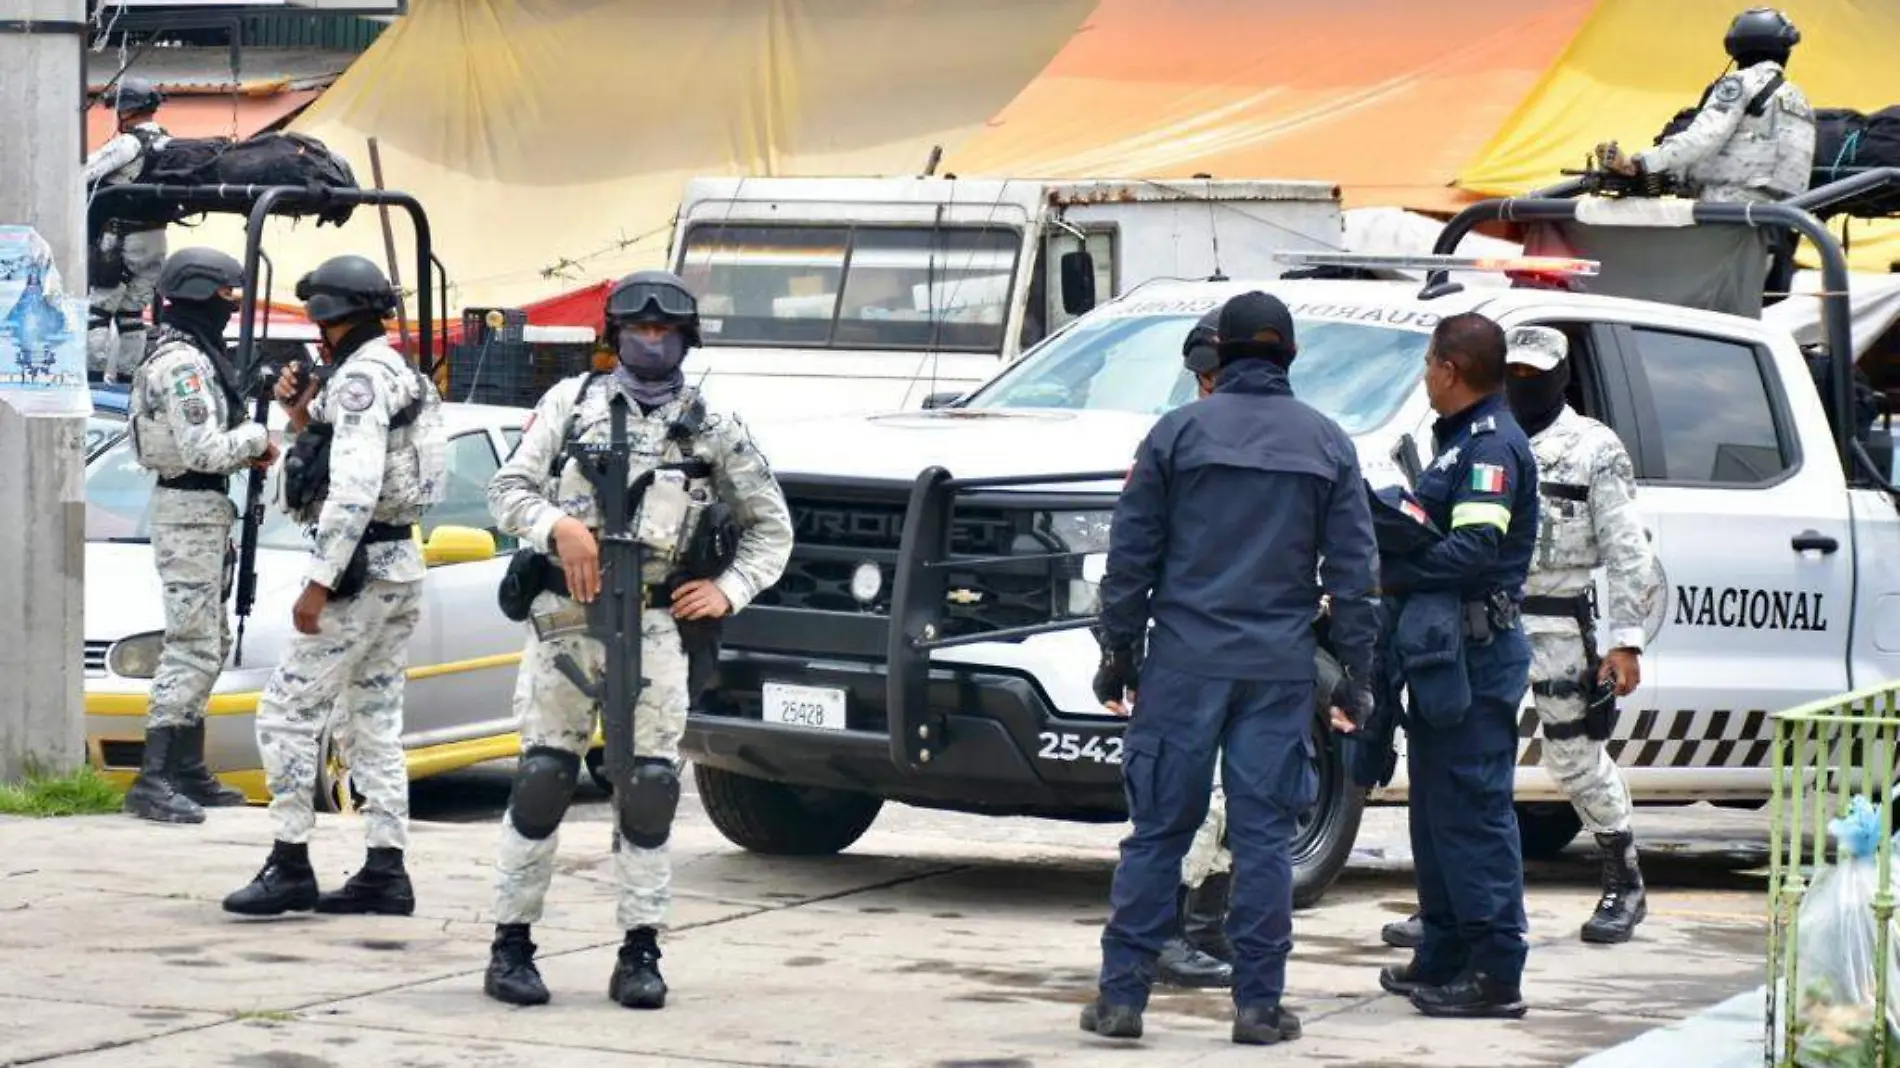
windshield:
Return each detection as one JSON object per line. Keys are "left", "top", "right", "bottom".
{"left": 85, "top": 430, "right": 305, "bottom": 550}
{"left": 961, "top": 307, "right": 1431, "bottom": 435}
{"left": 676, "top": 222, "right": 1021, "bottom": 353}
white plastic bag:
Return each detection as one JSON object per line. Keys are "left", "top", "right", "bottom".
{"left": 1787, "top": 795, "right": 1900, "bottom": 1067}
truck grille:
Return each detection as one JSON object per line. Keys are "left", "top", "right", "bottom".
{"left": 84, "top": 640, "right": 109, "bottom": 677}
{"left": 757, "top": 491, "right": 1058, "bottom": 638}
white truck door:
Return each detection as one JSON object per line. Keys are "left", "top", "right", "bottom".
{"left": 1614, "top": 323, "right": 1853, "bottom": 747}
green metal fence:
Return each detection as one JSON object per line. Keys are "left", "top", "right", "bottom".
{"left": 1768, "top": 682, "right": 1900, "bottom": 1066}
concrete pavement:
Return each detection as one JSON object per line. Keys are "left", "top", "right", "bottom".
{"left": 0, "top": 790, "right": 1771, "bottom": 1067}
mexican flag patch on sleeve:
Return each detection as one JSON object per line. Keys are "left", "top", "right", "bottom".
{"left": 1470, "top": 463, "right": 1506, "bottom": 494}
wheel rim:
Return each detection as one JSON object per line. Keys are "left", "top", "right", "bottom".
{"left": 1291, "top": 720, "right": 1340, "bottom": 864}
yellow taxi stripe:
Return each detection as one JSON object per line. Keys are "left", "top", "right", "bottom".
{"left": 86, "top": 650, "right": 523, "bottom": 717}
{"left": 1450, "top": 501, "right": 1511, "bottom": 532}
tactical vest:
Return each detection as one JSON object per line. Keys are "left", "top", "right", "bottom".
{"left": 128, "top": 332, "right": 246, "bottom": 477}
{"left": 283, "top": 353, "right": 446, "bottom": 521}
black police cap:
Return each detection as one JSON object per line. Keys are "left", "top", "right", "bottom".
{"left": 1215, "top": 291, "right": 1296, "bottom": 364}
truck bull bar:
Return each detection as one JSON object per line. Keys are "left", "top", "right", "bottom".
{"left": 886, "top": 466, "right": 1124, "bottom": 770}
{"left": 1426, "top": 168, "right": 1900, "bottom": 494}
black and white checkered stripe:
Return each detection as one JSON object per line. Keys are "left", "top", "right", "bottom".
{"left": 1517, "top": 708, "right": 1773, "bottom": 769}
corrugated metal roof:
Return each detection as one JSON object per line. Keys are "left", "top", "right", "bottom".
{"left": 86, "top": 46, "right": 356, "bottom": 93}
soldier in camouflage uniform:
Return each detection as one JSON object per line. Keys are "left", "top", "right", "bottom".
{"left": 84, "top": 78, "right": 171, "bottom": 383}
{"left": 1599, "top": 8, "right": 1813, "bottom": 206}
{"left": 481, "top": 270, "right": 792, "bottom": 1010}
{"left": 223, "top": 255, "right": 446, "bottom": 918}
{"left": 1383, "top": 326, "right": 1659, "bottom": 950}
{"left": 123, "top": 248, "right": 277, "bottom": 825}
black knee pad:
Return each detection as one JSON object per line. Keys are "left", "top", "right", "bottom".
{"left": 618, "top": 757, "right": 680, "bottom": 849}
{"left": 508, "top": 746, "right": 580, "bottom": 840}
{"left": 89, "top": 309, "right": 113, "bottom": 331}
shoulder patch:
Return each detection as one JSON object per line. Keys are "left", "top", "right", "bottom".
{"left": 170, "top": 364, "right": 205, "bottom": 398}
{"left": 1470, "top": 463, "right": 1507, "bottom": 494}
{"left": 1713, "top": 76, "right": 1745, "bottom": 106}
{"left": 337, "top": 373, "right": 377, "bottom": 413}
{"left": 181, "top": 397, "right": 209, "bottom": 425}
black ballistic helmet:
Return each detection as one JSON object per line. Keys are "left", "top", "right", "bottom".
{"left": 1181, "top": 307, "right": 1221, "bottom": 374}
{"left": 1724, "top": 7, "right": 1799, "bottom": 61}
{"left": 606, "top": 269, "right": 700, "bottom": 348}
{"left": 157, "top": 247, "right": 244, "bottom": 304}
{"left": 106, "top": 77, "right": 163, "bottom": 116}
{"left": 295, "top": 255, "right": 399, "bottom": 325}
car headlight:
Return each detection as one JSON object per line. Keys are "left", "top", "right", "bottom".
{"left": 1039, "top": 510, "right": 1114, "bottom": 617}
{"left": 107, "top": 631, "right": 165, "bottom": 679}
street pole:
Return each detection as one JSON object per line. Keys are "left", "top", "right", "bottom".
{"left": 0, "top": 0, "right": 88, "bottom": 782}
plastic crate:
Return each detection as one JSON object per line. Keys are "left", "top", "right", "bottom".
{"left": 445, "top": 308, "right": 600, "bottom": 408}
{"left": 1767, "top": 682, "right": 1900, "bottom": 1066}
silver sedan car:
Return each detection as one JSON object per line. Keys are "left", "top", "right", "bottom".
{"left": 83, "top": 400, "right": 547, "bottom": 806}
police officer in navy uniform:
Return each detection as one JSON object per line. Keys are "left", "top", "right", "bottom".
{"left": 1374, "top": 312, "right": 1539, "bottom": 1019}
{"left": 1082, "top": 292, "right": 1380, "bottom": 1046}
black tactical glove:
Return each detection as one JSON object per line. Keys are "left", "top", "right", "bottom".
{"left": 1092, "top": 644, "right": 1142, "bottom": 708}
{"left": 1335, "top": 669, "right": 1376, "bottom": 731}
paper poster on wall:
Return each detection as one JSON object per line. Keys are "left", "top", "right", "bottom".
{"left": 0, "top": 225, "right": 90, "bottom": 416}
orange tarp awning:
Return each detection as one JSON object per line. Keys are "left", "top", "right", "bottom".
{"left": 946, "top": 0, "right": 1597, "bottom": 214}
{"left": 86, "top": 90, "right": 323, "bottom": 154}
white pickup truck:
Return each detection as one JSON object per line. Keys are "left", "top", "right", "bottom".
{"left": 682, "top": 175, "right": 1900, "bottom": 904}
{"left": 664, "top": 174, "right": 1344, "bottom": 419}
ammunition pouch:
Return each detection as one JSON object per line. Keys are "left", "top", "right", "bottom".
{"left": 330, "top": 521, "right": 413, "bottom": 601}
{"left": 283, "top": 423, "right": 333, "bottom": 514}
{"left": 497, "top": 550, "right": 550, "bottom": 622}
{"left": 89, "top": 237, "right": 128, "bottom": 290}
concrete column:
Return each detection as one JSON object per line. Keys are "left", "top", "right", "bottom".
{"left": 0, "top": 0, "right": 88, "bottom": 781}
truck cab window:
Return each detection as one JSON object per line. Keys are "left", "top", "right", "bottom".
{"left": 1630, "top": 327, "right": 1791, "bottom": 485}
{"left": 427, "top": 430, "right": 514, "bottom": 551}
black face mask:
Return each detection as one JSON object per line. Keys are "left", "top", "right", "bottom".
{"left": 1506, "top": 360, "right": 1571, "bottom": 437}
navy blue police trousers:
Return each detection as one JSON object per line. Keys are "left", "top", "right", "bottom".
{"left": 1098, "top": 662, "right": 1316, "bottom": 1011}
{"left": 1407, "top": 626, "right": 1533, "bottom": 988}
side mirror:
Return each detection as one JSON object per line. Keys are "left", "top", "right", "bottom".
{"left": 921, "top": 390, "right": 963, "bottom": 410}
{"left": 423, "top": 524, "right": 498, "bottom": 567}
{"left": 1060, "top": 249, "right": 1097, "bottom": 315}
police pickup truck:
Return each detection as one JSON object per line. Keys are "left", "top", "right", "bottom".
{"left": 683, "top": 176, "right": 1900, "bottom": 905}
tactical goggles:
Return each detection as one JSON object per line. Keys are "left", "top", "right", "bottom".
{"left": 607, "top": 282, "right": 697, "bottom": 322}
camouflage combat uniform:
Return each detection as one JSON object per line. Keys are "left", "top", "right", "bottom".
{"left": 486, "top": 373, "right": 792, "bottom": 931}
{"left": 131, "top": 328, "right": 271, "bottom": 726}
{"left": 1525, "top": 406, "right": 1659, "bottom": 834}
{"left": 255, "top": 338, "right": 445, "bottom": 850}
{"left": 85, "top": 123, "right": 171, "bottom": 381}
{"left": 1635, "top": 61, "right": 1815, "bottom": 203}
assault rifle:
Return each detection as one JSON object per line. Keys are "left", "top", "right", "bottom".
{"left": 231, "top": 363, "right": 276, "bottom": 667}
{"left": 550, "top": 392, "right": 649, "bottom": 834}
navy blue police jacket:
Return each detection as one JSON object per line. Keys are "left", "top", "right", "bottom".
{"left": 1382, "top": 393, "right": 1539, "bottom": 725}
{"left": 1096, "top": 358, "right": 1380, "bottom": 683}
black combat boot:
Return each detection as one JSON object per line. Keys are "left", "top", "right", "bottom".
{"left": 1232, "top": 1003, "right": 1302, "bottom": 1045}
{"left": 1078, "top": 999, "right": 1143, "bottom": 1039}
{"left": 1157, "top": 884, "right": 1232, "bottom": 988}
{"left": 169, "top": 721, "right": 246, "bottom": 807}
{"left": 1381, "top": 912, "right": 1423, "bottom": 949}
{"left": 1183, "top": 872, "right": 1233, "bottom": 962}
{"left": 122, "top": 725, "right": 206, "bottom": 825}
{"left": 608, "top": 926, "right": 667, "bottom": 1009}
{"left": 1409, "top": 970, "right": 1527, "bottom": 1019}
{"left": 484, "top": 924, "right": 550, "bottom": 1006}
{"left": 1379, "top": 957, "right": 1457, "bottom": 997}
{"left": 221, "top": 840, "right": 319, "bottom": 916}
{"left": 1580, "top": 831, "right": 1647, "bottom": 944}
{"left": 315, "top": 847, "right": 416, "bottom": 916}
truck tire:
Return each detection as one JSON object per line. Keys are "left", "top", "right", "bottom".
{"left": 1515, "top": 802, "right": 1584, "bottom": 859}
{"left": 1293, "top": 719, "right": 1364, "bottom": 909}
{"left": 695, "top": 764, "right": 884, "bottom": 856}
